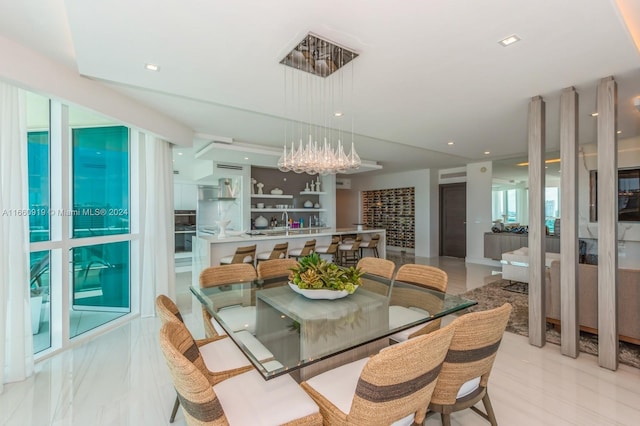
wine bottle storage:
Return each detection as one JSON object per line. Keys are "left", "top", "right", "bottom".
{"left": 361, "top": 187, "right": 415, "bottom": 249}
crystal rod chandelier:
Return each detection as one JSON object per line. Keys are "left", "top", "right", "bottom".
{"left": 278, "top": 33, "right": 361, "bottom": 175}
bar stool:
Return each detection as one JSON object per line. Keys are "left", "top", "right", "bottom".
{"left": 219, "top": 244, "right": 257, "bottom": 265}
{"left": 314, "top": 236, "right": 340, "bottom": 263}
{"left": 256, "top": 242, "right": 289, "bottom": 263}
{"left": 288, "top": 239, "right": 316, "bottom": 260}
{"left": 338, "top": 235, "right": 362, "bottom": 266}
{"left": 359, "top": 233, "right": 381, "bottom": 258}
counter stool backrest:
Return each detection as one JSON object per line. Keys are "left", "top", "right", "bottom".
{"left": 268, "top": 242, "right": 289, "bottom": 260}
{"left": 225, "top": 244, "right": 256, "bottom": 264}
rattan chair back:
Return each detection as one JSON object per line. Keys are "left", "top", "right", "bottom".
{"left": 156, "top": 294, "right": 184, "bottom": 325}
{"left": 357, "top": 257, "right": 395, "bottom": 279}
{"left": 198, "top": 264, "right": 257, "bottom": 338}
{"left": 160, "top": 322, "right": 228, "bottom": 425}
{"left": 303, "top": 321, "right": 455, "bottom": 425}
{"left": 429, "top": 303, "right": 513, "bottom": 425}
{"left": 394, "top": 264, "right": 448, "bottom": 292}
{"left": 257, "top": 258, "right": 298, "bottom": 279}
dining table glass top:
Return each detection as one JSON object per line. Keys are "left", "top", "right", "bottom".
{"left": 190, "top": 273, "right": 476, "bottom": 380}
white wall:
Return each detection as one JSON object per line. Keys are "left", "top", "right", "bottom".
{"left": 465, "top": 162, "right": 494, "bottom": 265}
{"left": 349, "top": 169, "right": 433, "bottom": 257}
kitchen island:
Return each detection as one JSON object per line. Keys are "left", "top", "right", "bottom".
{"left": 192, "top": 228, "right": 386, "bottom": 286}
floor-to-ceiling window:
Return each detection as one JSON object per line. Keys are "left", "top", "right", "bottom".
{"left": 27, "top": 94, "right": 135, "bottom": 355}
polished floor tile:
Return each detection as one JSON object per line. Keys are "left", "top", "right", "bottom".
{"left": 1, "top": 257, "right": 638, "bottom": 426}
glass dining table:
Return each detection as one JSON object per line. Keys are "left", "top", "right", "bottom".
{"left": 190, "top": 273, "right": 476, "bottom": 381}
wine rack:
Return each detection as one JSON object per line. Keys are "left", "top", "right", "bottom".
{"left": 361, "top": 187, "right": 415, "bottom": 249}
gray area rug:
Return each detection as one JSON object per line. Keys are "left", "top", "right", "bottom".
{"left": 460, "top": 279, "right": 640, "bottom": 369}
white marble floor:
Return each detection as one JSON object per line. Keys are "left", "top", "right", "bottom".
{"left": 1, "top": 257, "right": 639, "bottom": 426}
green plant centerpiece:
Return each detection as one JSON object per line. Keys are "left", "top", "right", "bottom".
{"left": 289, "top": 253, "right": 363, "bottom": 294}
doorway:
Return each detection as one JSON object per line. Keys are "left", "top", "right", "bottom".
{"left": 440, "top": 183, "right": 466, "bottom": 258}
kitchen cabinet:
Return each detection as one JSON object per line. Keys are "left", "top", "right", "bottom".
{"left": 174, "top": 183, "right": 198, "bottom": 210}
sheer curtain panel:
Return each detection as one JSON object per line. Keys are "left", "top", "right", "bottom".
{"left": 139, "top": 132, "right": 175, "bottom": 317}
{"left": 0, "top": 82, "right": 33, "bottom": 393}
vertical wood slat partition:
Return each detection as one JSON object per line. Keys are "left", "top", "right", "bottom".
{"left": 527, "top": 95, "right": 546, "bottom": 348}
{"left": 596, "top": 76, "right": 619, "bottom": 370}
{"left": 559, "top": 87, "right": 579, "bottom": 358}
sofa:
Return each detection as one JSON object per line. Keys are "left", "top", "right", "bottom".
{"left": 501, "top": 246, "right": 561, "bottom": 284}
{"left": 546, "top": 260, "right": 640, "bottom": 345}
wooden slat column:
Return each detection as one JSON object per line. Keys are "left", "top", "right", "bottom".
{"left": 528, "top": 95, "right": 546, "bottom": 347}
{"left": 596, "top": 76, "right": 619, "bottom": 370}
{"left": 559, "top": 87, "right": 579, "bottom": 358}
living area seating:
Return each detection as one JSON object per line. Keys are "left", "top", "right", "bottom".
{"left": 547, "top": 260, "right": 640, "bottom": 344}
{"left": 501, "top": 246, "right": 561, "bottom": 284}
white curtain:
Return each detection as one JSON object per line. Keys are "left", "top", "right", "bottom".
{"left": 139, "top": 132, "right": 175, "bottom": 317}
{"left": 0, "top": 82, "right": 33, "bottom": 393}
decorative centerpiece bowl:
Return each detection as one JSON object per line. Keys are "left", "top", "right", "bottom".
{"left": 289, "top": 253, "right": 362, "bottom": 299}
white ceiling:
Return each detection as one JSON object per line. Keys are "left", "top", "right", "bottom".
{"left": 2, "top": 0, "right": 640, "bottom": 177}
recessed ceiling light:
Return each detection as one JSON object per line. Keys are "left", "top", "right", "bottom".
{"left": 590, "top": 112, "right": 598, "bottom": 117}
{"left": 447, "top": 141, "right": 454, "bottom": 146}
{"left": 177, "top": 152, "right": 183, "bottom": 156}
{"left": 484, "top": 151, "right": 490, "bottom": 155}
{"left": 244, "top": 157, "right": 249, "bottom": 160}
{"left": 334, "top": 112, "right": 343, "bottom": 117}
{"left": 498, "top": 35, "right": 520, "bottom": 47}
{"left": 145, "top": 63, "right": 160, "bottom": 71}
{"left": 617, "top": 130, "right": 622, "bottom": 134}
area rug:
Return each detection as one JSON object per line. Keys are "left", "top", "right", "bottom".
{"left": 460, "top": 279, "right": 640, "bottom": 369}
{"left": 501, "top": 281, "right": 528, "bottom": 295}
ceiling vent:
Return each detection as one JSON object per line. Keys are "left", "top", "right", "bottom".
{"left": 216, "top": 163, "right": 243, "bottom": 171}
{"left": 336, "top": 178, "right": 351, "bottom": 189}
{"left": 173, "top": 170, "right": 179, "bottom": 175}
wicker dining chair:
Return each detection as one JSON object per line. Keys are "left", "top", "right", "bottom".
{"left": 256, "top": 258, "right": 298, "bottom": 280}
{"left": 388, "top": 264, "right": 449, "bottom": 343}
{"left": 356, "top": 257, "right": 395, "bottom": 297}
{"left": 156, "top": 295, "right": 255, "bottom": 422}
{"left": 219, "top": 244, "right": 257, "bottom": 265}
{"left": 301, "top": 322, "right": 456, "bottom": 426}
{"left": 199, "top": 263, "right": 257, "bottom": 338}
{"left": 256, "top": 242, "right": 289, "bottom": 263}
{"left": 428, "top": 303, "right": 513, "bottom": 426}
{"left": 159, "top": 322, "right": 322, "bottom": 426}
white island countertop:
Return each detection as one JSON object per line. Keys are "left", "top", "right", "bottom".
{"left": 192, "top": 228, "right": 386, "bottom": 286}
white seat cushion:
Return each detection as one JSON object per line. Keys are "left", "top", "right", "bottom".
{"left": 219, "top": 254, "right": 253, "bottom": 264}
{"left": 214, "top": 305, "right": 257, "bottom": 334}
{"left": 388, "top": 305, "right": 430, "bottom": 342}
{"left": 339, "top": 243, "right": 355, "bottom": 251}
{"left": 214, "top": 369, "right": 319, "bottom": 425}
{"left": 289, "top": 247, "right": 312, "bottom": 256}
{"left": 257, "top": 251, "right": 285, "bottom": 260}
{"left": 199, "top": 337, "right": 252, "bottom": 372}
{"left": 314, "top": 245, "right": 330, "bottom": 252}
{"left": 457, "top": 377, "right": 481, "bottom": 399}
{"left": 304, "top": 357, "right": 369, "bottom": 415}
{"left": 303, "top": 357, "right": 415, "bottom": 425}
